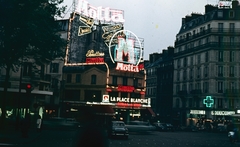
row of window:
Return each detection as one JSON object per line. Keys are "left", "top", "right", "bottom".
{"left": 66, "top": 74, "right": 141, "bottom": 87}
{"left": 176, "top": 81, "right": 238, "bottom": 94}
{"left": 176, "top": 51, "right": 236, "bottom": 68}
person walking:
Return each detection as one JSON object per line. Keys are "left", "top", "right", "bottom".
{"left": 36, "top": 115, "right": 42, "bottom": 132}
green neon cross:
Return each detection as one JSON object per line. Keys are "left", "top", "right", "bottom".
{"left": 203, "top": 96, "right": 214, "bottom": 107}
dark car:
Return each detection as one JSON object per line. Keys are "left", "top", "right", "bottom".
{"left": 108, "top": 121, "right": 129, "bottom": 139}
{"left": 155, "top": 123, "right": 175, "bottom": 132}
{"left": 184, "top": 125, "right": 198, "bottom": 132}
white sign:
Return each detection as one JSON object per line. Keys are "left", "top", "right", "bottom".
{"left": 110, "top": 96, "right": 149, "bottom": 104}
{"left": 190, "top": 110, "right": 205, "bottom": 115}
{"left": 76, "top": 0, "right": 125, "bottom": 23}
{"left": 211, "top": 111, "right": 235, "bottom": 116}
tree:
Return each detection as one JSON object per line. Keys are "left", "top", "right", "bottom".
{"left": 0, "top": 0, "right": 67, "bottom": 124}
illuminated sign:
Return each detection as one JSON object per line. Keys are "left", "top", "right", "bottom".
{"left": 211, "top": 111, "right": 235, "bottom": 116}
{"left": 190, "top": 110, "right": 205, "bottom": 115}
{"left": 116, "top": 102, "right": 141, "bottom": 108}
{"left": 109, "top": 30, "right": 143, "bottom": 66}
{"left": 116, "top": 63, "right": 139, "bottom": 72}
{"left": 102, "top": 95, "right": 109, "bottom": 103}
{"left": 86, "top": 57, "right": 104, "bottom": 63}
{"left": 102, "top": 24, "right": 123, "bottom": 47}
{"left": 203, "top": 96, "right": 214, "bottom": 108}
{"left": 86, "top": 50, "right": 104, "bottom": 57}
{"left": 76, "top": 0, "right": 125, "bottom": 23}
{"left": 218, "top": 0, "right": 232, "bottom": 7}
{"left": 110, "top": 97, "right": 149, "bottom": 104}
{"left": 118, "top": 85, "right": 134, "bottom": 92}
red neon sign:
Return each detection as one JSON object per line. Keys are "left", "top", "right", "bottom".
{"left": 86, "top": 57, "right": 104, "bottom": 63}
{"left": 118, "top": 85, "right": 134, "bottom": 92}
{"left": 116, "top": 102, "right": 141, "bottom": 108}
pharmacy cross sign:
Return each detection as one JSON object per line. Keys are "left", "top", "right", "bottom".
{"left": 203, "top": 96, "right": 214, "bottom": 107}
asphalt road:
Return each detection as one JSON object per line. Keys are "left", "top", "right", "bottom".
{"left": 16, "top": 128, "right": 240, "bottom": 147}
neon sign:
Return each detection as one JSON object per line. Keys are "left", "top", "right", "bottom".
{"left": 109, "top": 30, "right": 143, "bottom": 69}
{"left": 117, "top": 85, "right": 134, "bottom": 92}
{"left": 86, "top": 50, "right": 104, "bottom": 57}
{"left": 76, "top": 0, "right": 125, "bottom": 23}
{"left": 116, "top": 63, "right": 139, "bottom": 72}
{"left": 86, "top": 57, "right": 104, "bottom": 63}
{"left": 203, "top": 96, "right": 214, "bottom": 108}
{"left": 116, "top": 102, "right": 141, "bottom": 108}
{"left": 211, "top": 111, "right": 235, "bottom": 116}
{"left": 110, "top": 97, "right": 149, "bottom": 104}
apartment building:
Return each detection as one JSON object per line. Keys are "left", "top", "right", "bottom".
{"left": 173, "top": 1, "right": 240, "bottom": 126}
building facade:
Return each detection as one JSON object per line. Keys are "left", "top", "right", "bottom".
{"left": 173, "top": 1, "right": 240, "bottom": 127}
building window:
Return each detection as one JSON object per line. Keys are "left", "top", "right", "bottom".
{"left": 112, "top": 76, "right": 117, "bottom": 85}
{"left": 190, "top": 56, "right": 193, "bottom": 66}
{"left": 229, "top": 11, "right": 235, "bottom": 18}
{"left": 229, "top": 99, "right": 234, "bottom": 108}
{"left": 91, "top": 74, "right": 96, "bottom": 84}
{"left": 219, "top": 51, "right": 223, "bottom": 62}
{"left": 230, "top": 66, "right": 235, "bottom": 77}
{"left": 218, "top": 11, "right": 223, "bottom": 18}
{"left": 230, "top": 23, "right": 235, "bottom": 32}
{"left": 218, "top": 81, "right": 223, "bottom": 93}
{"left": 204, "top": 66, "right": 208, "bottom": 77}
{"left": 230, "top": 82, "right": 235, "bottom": 92}
{"left": 76, "top": 74, "right": 81, "bottom": 83}
{"left": 197, "top": 55, "right": 201, "bottom": 64}
{"left": 183, "top": 70, "right": 187, "bottom": 80}
{"left": 67, "top": 74, "right": 72, "bottom": 83}
{"left": 177, "top": 59, "right": 181, "bottom": 68}
{"left": 23, "top": 62, "right": 32, "bottom": 76}
{"left": 51, "top": 78, "right": 58, "bottom": 88}
{"left": 197, "top": 67, "right": 201, "bottom": 79}
{"left": 203, "top": 82, "right": 209, "bottom": 93}
{"left": 176, "top": 85, "right": 180, "bottom": 93}
{"left": 230, "top": 51, "right": 235, "bottom": 62}
{"left": 218, "top": 23, "right": 223, "bottom": 32}
{"left": 177, "top": 72, "right": 180, "bottom": 81}
{"left": 218, "top": 98, "right": 223, "bottom": 108}
{"left": 122, "top": 77, "right": 128, "bottom": 86}
{"left": 50, "top": 63, "right": 59, "bottom": 73}
{"left": 218, "top": 66, "right": 223, "bottom": 77}
{"left": 218, "top": 36, "right": 223, "bottom": 47}
{"left": 189, "top": 83, "right": 193, "bottom": 92}
{"left": 183, "top": 57, "right": 187, "bottom": 67}
{"left": 205, "top": 52, "right": 209, "bottom": 62}
{"left": 189, "top": 69, "right": 193, "bottom": 79}
{"left": 230, "top": 37, "right": 234, "bottom": 46}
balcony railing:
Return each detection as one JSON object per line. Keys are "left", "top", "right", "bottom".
{"left": 175, "top": 28, "right": 240, "bottom": 45}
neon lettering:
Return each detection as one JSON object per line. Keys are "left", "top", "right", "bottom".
{"left": 77, "top": 0, "right": 125, "bottom": 23}
{"left": 116, "top": 63, "right": 139, "bottom": 72}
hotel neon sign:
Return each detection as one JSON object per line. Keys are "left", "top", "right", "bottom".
{"left": 76, "top": 0, "right": 125, "bottom": 23}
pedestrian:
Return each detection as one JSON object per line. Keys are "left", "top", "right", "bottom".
{"left": 36, "top": 115, "right": 42, "bottom": 132}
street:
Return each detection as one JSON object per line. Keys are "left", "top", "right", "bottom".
{"left": 16, "top": 128, "right": 239, "bottom": 147}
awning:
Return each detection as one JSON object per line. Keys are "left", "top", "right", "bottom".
{"left": 147, "top": 107, "right": 156, "bottom": 117}
{"left": 92, "top": 105, "right": 115, "bottom": 116}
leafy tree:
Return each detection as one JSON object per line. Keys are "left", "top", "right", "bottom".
{"left": 0, "top": 0, "right": 67, "bottom": 123}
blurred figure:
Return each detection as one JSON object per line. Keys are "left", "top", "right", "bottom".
{"left": 36, "top": 115, "right": 42, "bottom": 132}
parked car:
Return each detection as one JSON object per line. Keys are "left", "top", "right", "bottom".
{"left": 228, "top": 128, "right": 239, "bottom": 142}
{"left": 108, "top": 121, "right": 129, "bottom": 139}
{"left": 125, "top": 121, "right": 156, "bottom": 132}
{"left": 155, "top": 123, "right": 175, "bottom": 132}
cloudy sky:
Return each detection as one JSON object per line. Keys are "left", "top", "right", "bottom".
{"left": 61, "top": 0, "right": 220, "bottom": 60}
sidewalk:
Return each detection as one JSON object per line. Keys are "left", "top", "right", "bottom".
{"left": 0, "top": 125, "right": 42, "bottom": 146}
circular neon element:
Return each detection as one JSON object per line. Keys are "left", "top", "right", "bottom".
{"left": 109, "top": 30, "right": 142, "bottom": 66}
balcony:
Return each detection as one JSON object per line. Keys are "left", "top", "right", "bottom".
{"left": 175, "top": 28, "right": 240, "bottom": 46}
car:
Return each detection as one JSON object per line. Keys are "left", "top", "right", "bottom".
{"left": 183, "top": 125, "right": 198, "bottom": 132}
{"left": 155, "top": 123, "right": 175, "bottom": 132}
{"left": 125, "top": 121, "right": 156, "bottom": 132}
{"left": 108, "top": 121, "right": 129, "bottom": 139}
